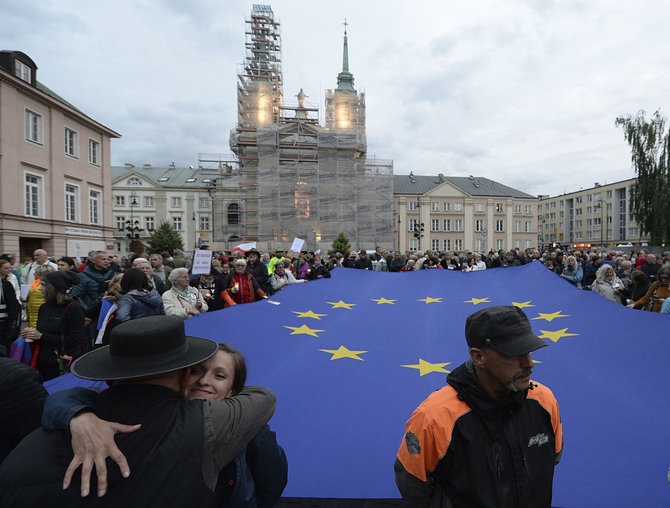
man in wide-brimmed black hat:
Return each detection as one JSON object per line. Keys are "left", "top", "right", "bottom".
{"left": 244, "top": 248, "right": 269, "bottom": 294}
{"left": 395, "top": 306, "right": 563, "bottom": 507}
{"left": 0, "top": 315, "right": 276, "bottom": 507}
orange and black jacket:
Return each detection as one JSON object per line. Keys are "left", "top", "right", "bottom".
{"left": 395, "top": 360, "right": 563, "bottom": 508}
{"left": 217, "top": 273, "right": 266, "bottom": 308}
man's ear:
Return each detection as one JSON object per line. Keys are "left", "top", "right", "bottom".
{"left": 469, "top": 348, "right": 487, "bottom": 369}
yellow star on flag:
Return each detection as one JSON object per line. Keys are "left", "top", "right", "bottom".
{"left": 512, "top": 301, "right": 536, "bottom": 308}
{"left": 532, "top": 311, "right": 570, "bottom": 322}
{"left": 319, "top": 345, "right": 368, "bottom": 361}
{"left": 292, "top": 310, "right": 327, "bottom": 320}
{"left": 464, "top": 297, "right": 490, "bottom": 305}
{"left": 370, "top": 297, "right": 396, "bottom": 304}
{"left": 538, "top": 328, "right": 579, "bottom": 343}
{"left": 326, "top": 300, "right": 356, "bottom": 309}
{"left": 284, "top": 324, "right": 325, "bottom": 337}
{"left": 401, "top": 359, "right": 452, "bottom": 376}
{"left": 418, "top": 297, "right": 442, "bottom": 304}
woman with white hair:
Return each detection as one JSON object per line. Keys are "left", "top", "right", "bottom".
{"left": 591, "top": 264, "right": 624, "bottom": 304}
{"left": 162, "top": 268, "right": 208, "bottom": 319}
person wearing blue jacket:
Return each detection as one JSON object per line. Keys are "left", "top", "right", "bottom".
{"left": 560, "top": 255, "right": 583, "bottom": 288}
{"left": 116, "top": 268, "right": 165, "bottom": 323}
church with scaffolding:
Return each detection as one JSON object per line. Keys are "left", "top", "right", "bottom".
{"left": 202, "top": 5, "right": 393, "bottom": 252}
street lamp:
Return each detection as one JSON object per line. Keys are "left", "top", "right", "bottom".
{"left": 125, "top": 192, "right": 141, "bottom": 253}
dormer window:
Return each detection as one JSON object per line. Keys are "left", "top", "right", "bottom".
{"left": 158, "top": 177, "right": 169, "bottom": 182}
{"left": 15, "top": 60, "right": 31, "bottom": 82}
{"left": 186, "top": 178, "right": 196, "bottom": 183}
{"left": 127, "top": 177, "right": 142, "bottom": 186}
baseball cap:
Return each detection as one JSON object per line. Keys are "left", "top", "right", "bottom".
{"left": 465, "top": 305, "right": 548, "bottom": 356}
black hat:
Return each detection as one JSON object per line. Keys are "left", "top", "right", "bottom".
{"left": 44, "top": 270, "right": 80, "bottom": 293}
{"left": 245, "top": 248, "right": 261, "bottom": 258}
{"left": 465, "top": 305, "right": 548, "bottom": 356}
{"left": 70, "top": 315, "right": 218, "bottom": 381}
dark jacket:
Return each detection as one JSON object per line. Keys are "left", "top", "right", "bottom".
{"left": 395, "top": 361, "right": 563, "bottom": 508}
{"left": 35, "top": 301, "right": 85, "bottom": 381}
{"left": 0, "top": 384, "right": 276, "bottom": 507}
{"left": 116, "top": 289, "right": 165, "bottom": 323}
{"left": 0, "top": 358, "right": 48, "bottom": 465}
{"left": 0, "top": 279, "right": 20, "bottom": 349}
{"left": 217, "top": 425, "right": 288, "bottom": 507}
{"left": 389, "top": 257, "right": 406, "bottom": 272}
{"left": 72, "top": 264, "right": 115, "bottom": 311}
{"left": 353, "top": 257, "right": 373, "bottom": 270}
{"left": 245, "top": 260, "right": 269, "bottom": 294}
{"left": 307, "top": 264, "right": 331, "bottom": 280}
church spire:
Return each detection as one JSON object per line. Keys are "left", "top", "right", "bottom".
{"left": 336, "top": 19, "right": 356, "bottom": 93}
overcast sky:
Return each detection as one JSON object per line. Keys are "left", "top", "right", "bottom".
{"left": 4, "top": 0, "right": 669, "bottom": 197}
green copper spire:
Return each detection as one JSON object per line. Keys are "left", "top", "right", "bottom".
{"left": 336, "top": 19, "right": 356, "bottom": 93}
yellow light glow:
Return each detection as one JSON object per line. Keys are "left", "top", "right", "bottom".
{"left": 256, "top": 81, "right": 272, "bottom": 124}
{"left": 335, "top": 102, "right": 351, "bottom": 129}
{"left": 295, "top": 181, "right": 310, "bottom": 219}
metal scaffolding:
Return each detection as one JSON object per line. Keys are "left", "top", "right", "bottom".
{"left": 213, "top": 5, "right": 394, "bottom": 251}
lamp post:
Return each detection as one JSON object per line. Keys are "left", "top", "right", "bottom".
{"left": 125, "top": 192, "right": 141, "bottom": 253}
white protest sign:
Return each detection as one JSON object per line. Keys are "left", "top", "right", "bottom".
{"left": 290, "top": 237, "right": 305, "bottom": 253}
{"left": 192, "top": 249, "right": 213, "bottom": 275}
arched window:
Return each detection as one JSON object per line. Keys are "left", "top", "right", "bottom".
{"left": 127, "top": 177, "right": 142, "bottom": 186}
{"left": 227, "top": 203, "right": 240, "bottom": 225}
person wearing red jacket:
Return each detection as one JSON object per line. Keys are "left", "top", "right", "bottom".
{"left": 216, "top": 259, "right": 266, "bottom": 308}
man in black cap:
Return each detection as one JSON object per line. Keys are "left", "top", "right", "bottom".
{"left": 395, "top": 305, "right": 563, "bottom": 508}
{"left": 0, "top": 315, "right": 276, "bottom": 506}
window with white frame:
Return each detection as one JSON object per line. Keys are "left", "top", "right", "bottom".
{"left": 409, "top": 218, "right": 418, "bottom": 231}
{"left": 495, "top": 203, "right": 504, "bottom": 212}
{"left": 475, "top": 203, "right": 484, "bottom": 212}
{"left": 199, "top": 197, "right": 211, "bottom": 208}
{"left": 443, "top": 202, "right": 451, "bottom": 211}
{"left": 443, "top": 239, "right": 451, "bottom": 250}
{"left": 115, "top": 195, "right": 125, "bottom": 207}
{"left": 454, "top": 202, "right": 463, "bottom": 212}
{"left": 514, "top": 240, "right": 521, "bottom": 249}
{"left": 606, "top": 190, "right": 613, "bottom": 198}
{"left": 199, "top": 216, "right": 210, "bottom": 231}
{"left": 431, "top": 202, "right": 439, "bottom": 211}
{"left": 586, "top": 218, "right": 593, "bottom": 226}
{"left": 15, "top": 60, "right": 32, "bottom": 82}
{"left": 515, "top": 205, "right": 522, "bottom": 213}
{"left": 409, "top": 238, "right": 418, "bottom": 251}
{"left": 409, "top": 201, "right": 419, "bottom": 211}
{"left": 496, "top": 239, "right": 504, "bottom": 250}
{"left": 443, "top": 219, "right": 451, "bottom": 232}
{"left": 173, "top": 216, "right": 182, "bottom": 230}
{"left": 454, "top": 239, "right": 463, "bottom": 251}
{"left": 586, "top": 206, "right": 592, "bottom": 214}
{"left": 145, "top": 216, "right": 155, "bottom": 230}
{"left": 477, "top": 239, "right": 485, "bottom": 251}
{"left": 525, "top": 240, "right": 532, "bottom": 249}
{"left": 431, "top": 219, "right": 439, "bottom": 232}
{"left": 24, "top": 173, "right": 42, "bottom": 217}
{"left": 171, "top": 197, "right": 182, "bottom": 207}
{"left": 88, "top": 139, "right": 100, "bottom": 166}
{"left": 64, "top": 128, "right": 78, "bottom": 158}
{"left": 515, "top": 220, "right": 521, "bottom": 232}
{"left": 586, "top": 231, "right": 592, "bottom": 239}
{"left": 575, "top": 208, "right": 582, "bottom": 216}
{"left": 575, "top": 196, "right": 582, "bottom": 204}
{"left": 454, "top": 219, "right": 463, "bottom": 232}
{"left": 144, "top": 196, "right": 154, "bottom": 207}
{"left": 524, "top": 221, "right": 532, "bottom": 233}
{"left": 525, "top": 205, "right": 532, "bottom": 214}
{"left": 628, "top": 227, "right": 639, "bottom": 237}
{"left": 496, "top": 219, "right": 504, "bottom": 232}
{"left": 25, "top": 109, "right": 43, "bottom": 144}
{"left": 65, "top": 184, "right": 79, "bottom": 222}
{"left": 89, "top": 190, "right": 101, "bottom": 225}
{"left": 475, "top": 219, "right": 484, "bottom": 232}
{"left": 116, "top": 216, "right": 126, "bottom": 231}
{"left": 550, "top": 202, "right": 556, "bottom": 209}
{"left": 559, "top": 211, "right": 564, "bottom": 218}
{"left": 431, "top": 239, "right": 440, "bottom": 250}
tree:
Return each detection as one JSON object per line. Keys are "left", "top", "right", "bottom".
{"left": 615, "top": 109, "right": 670, "bottom": 245}
{"left": 147, "top": 221, "right": 184, "bottom": 255}
{"left": 330, "top": 232, "right": 351, "bottom": 255}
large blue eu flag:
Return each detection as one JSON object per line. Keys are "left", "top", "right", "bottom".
{"left": 46, "top": 263, "right": 670, "bottom": 505}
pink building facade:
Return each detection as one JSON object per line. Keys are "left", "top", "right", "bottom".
{"left": 0, "top": 50, "right": 120, "bottom": 259}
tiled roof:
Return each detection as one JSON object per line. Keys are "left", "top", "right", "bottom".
{"left": 111, "top": 166, "right": 225, "bottom": 188}
{"left": 393, "top": 174, "right": 535, "bottom": 199}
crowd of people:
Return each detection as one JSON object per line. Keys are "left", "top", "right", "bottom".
{"left": 1, "top": 245, "right": 668, "bottom": 382}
